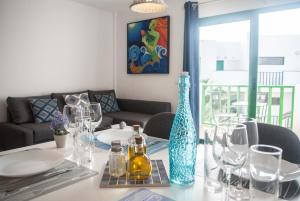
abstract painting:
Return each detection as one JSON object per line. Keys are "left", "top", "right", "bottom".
{"left": 127, "top": 16, "right": 170, "bottom": 74}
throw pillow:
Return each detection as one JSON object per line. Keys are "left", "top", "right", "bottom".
{"left": 94, "top": 92, "right": 120, "bottom": 113}
{"left": 30, "top": 99, "right": 59, "bottom": 123}
{"left": 64, "top": 92, "right": 90, "bottom": 108}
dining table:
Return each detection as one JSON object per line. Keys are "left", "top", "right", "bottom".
{"left": 0, "top": 129, "right": 299, "bottom": 201}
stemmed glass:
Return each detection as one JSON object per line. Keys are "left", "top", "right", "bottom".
{"left": 230, "top": 117, "right": 258, "bottom": 200}
{"left": 87, "top": 102, "right": 102, "bottom": 151}
{"left": 213, "top": 124, "right": 249, "bottom": 201}
{"left": 62, "top": 105, "right": 82, "bottom": 159}
{"left": 233, "top": 117, "right": 258, "bottom": 147}
{"left": 63, "top": 105, "right": 83, "bottom": 131}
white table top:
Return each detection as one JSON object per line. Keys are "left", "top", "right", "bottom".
{"left": 0, "top": 139, "right": 295, "bottom": 201}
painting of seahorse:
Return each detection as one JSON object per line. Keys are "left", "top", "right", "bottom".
{"left": 127, "top": 16, "right": 170, "bottom": 74}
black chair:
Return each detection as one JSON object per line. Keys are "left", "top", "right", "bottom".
{"left": 257, "top": 123, "right": 300, "bottom": 164}
{"left": 143, "top": 112, "right": 175, "bottom": 139}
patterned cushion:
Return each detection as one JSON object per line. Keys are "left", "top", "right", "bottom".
{"left": 30, "top": 99, "right": 59, "bottom": 123}
{"left": 64, "top": 93, "right": 90, "bottom": 107}
{"left": 94, "top": 93, "right": 120, "bottom": 113}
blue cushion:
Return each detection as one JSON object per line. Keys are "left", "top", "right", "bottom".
{"left": 30, "top": 99, "right": 59, "bottom": 123}
{"left": 94, "top": 93, "right": 120, "bottom": 113}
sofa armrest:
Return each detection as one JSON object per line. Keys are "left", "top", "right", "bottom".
{"left": 117, "top": 99, "right": 171, "bottom": 115}
{"left": 0, "top": 123, "right": 34, "bottom": 151}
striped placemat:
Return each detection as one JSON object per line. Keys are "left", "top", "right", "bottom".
{"left": 0, "top": 160, "right": 97, "bottom": 201}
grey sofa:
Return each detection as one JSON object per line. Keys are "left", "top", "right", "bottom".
{"left": 0, "top": 90, "right": 171, "bottom": 151}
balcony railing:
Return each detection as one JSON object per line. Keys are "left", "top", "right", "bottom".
{"left": 201, "top": 84, "right": 295, "bottom": 129}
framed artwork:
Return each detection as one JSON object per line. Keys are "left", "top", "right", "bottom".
{"left": 127, "top": 16, "right": 170, "bottom": 74}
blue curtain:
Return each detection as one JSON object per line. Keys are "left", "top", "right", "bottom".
{"left": 183, "top": 1, "right": 200, "bottom": 136}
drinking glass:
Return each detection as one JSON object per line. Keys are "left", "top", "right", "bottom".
{"left": 75, "top": 116, "right": 93, "bottom": 165}
{"left": 204, "top": 126, "right": 223, "bottom": 193}
{"left": 87, "top": 102, "right": 102, "bottom": 151}
{"left": 63, "top": 105, "right": 82, "bottom": 159}
{"left": 213, "top": 124, "right": 248, "bottom": 201}
{"left": 230, "top": 117, "right": 259, "bottom": 200}
{"left": 250, "top": 144, "right": 282, "bottom": 201}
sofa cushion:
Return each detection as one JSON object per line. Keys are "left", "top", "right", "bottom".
{"left": 30, "top": 99, "right": 59, "bottom": 123}
{"left": 64, "top": 92, "right": 90, "bottom": 108}
{"left": 7, "top": 95, "right": 51, "bottom": 124}
{"left": 94, "top": 93, "right": 120, "bottom": 114}
{"left": 95, "top": 115, "right": 113, "bottom": 131}
{"left": 88, "top": 89, "right": 116, "bottom": 102}
{"left": 21, "top": 122, "right": 53, "bottom": 143}
{"left": 0, "top": 123, "right": 34, "bottom": 150}
{"left": 105, "top": 111, "right": 152, "bottom": 127}
{"left": 51, "top": 90, "right": 87, "bottom": 111}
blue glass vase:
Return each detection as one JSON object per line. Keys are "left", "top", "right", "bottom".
{"left": 169, "top": 72, "right": 197, "bottom": 185}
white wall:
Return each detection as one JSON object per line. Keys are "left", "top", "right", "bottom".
{"left": 115, "top": 1, "right": 184, "bottom": 112}
{"left": 0, "top": 0, "right": 114, "bottom": 121}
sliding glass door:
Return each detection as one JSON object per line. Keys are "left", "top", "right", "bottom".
{"left": 199, "top": 2, "right": 300, "bottom": 134}
{"left": 199, "top": 20, "right": 250, "bottom": 125}
{"left": 257, "top": 8, "right": 300, "bottom": 129}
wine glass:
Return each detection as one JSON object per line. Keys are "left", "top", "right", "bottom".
{"left": 63, "top": 105, "right": 83, "bottom": 133}
{"left": 213, "top": 124, "right": 249, "bottom": 201}
{"left": 233, "top": 117, "right": 258, "bottom": 147}
{"left": 87, "top": 102, "right": 102, "bottom": 151}
{"left": 230, "top": 117, "right": 258, "bottom": 200}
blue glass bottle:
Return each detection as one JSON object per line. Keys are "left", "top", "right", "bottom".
{"left": 169, "top": 72, "right": 197, "bottom": 185}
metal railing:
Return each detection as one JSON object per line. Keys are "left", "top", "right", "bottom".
{"left": 201, "top": 84, "right": 295, "bottom": 129}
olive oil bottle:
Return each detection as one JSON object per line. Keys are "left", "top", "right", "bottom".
{"left": 128, "top": 136, "right": 152, "bottom": 180}
{"left": 128, "top": 125, "right": 146, "bottom": 160}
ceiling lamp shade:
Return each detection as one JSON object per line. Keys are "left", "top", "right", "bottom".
{"left": 130, "top": 0, "right": 168, "bottom": 13}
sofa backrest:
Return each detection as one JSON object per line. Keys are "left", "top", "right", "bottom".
{"left": 7, "top": 95, "right": 51, "bottom": 124}
{"left": 117, "top": 99, "right": 171, "bottom": 115}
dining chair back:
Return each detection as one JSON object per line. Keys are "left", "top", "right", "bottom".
{"left": 143, "top": 112, "right": 175, "bottom": 140}
{"left": 257, "top": 123, "right": 300, "bottom": 164}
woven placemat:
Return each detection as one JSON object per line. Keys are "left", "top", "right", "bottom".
{"left": 100, "top": 160, "right": 170, "bottom": 188}
{"left": 0, "top": 160, "right": 97, "bottom": 201}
